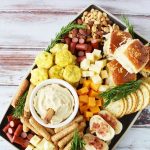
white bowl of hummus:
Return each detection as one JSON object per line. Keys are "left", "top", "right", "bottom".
{"left": 30, "top": 79, "right": 79, "bottom": 128}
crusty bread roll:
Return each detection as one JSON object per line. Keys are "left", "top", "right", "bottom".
{"left": 103, "top": 30, "right": 132, "bottom": 56}
{"left": 107, "top": 60, "right": 136, "bottom": 85}
{"left": 114, "top": 39, "right": 149, "bottom": 73}
{"left": 140, "top": 46, "right": 150, "bottom": 77}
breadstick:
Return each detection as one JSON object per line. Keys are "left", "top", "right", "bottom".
{"left": 63, "top": 132, "right": 84, "bottom": 150}
{"left": 24, "top": 84, "right": 35, "bottom": 112}
{"left": 11, "top": 79, "right": 29, "bottom": 108}
{"left": 58, "top": 132, "right": 74, "bottom": 148}
{"left": 51, "top": 123, "right": 78, "bottom": 142}
{"left": 20, "top": 117, "right": 40, "bottom": 136}
{"left": 54, "top": 115, "right": 83, "bottom": 133}
{"left": 29, "top": 117, "right": 51, "bottom": 141}
{"left": 24, "top": 111, "right": 31, "bottom": 118}
{"left": 44, "top": 108, "right": 54, "bottom": 123}
{"left": 58, "top": 121, "right": 86, "bottom": 148}
{"left": 45, "top": 128, "right": 55, "bottom": 135}
{"left": 23, "top": 124, "right": 29, "bottom": 133}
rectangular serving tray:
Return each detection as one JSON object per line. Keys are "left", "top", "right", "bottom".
{"left": 0, "top": 4, "right": 148, "bottom": 150}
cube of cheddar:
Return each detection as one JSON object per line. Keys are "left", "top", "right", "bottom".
{"left": 84, "top": 111, "right": 93, "bottom": 118}
{"left": 90, "top": 82, "right": 100, "bottom": 91}
{"left": 79, "top": 95, "right": 89, "bottom": 103}
{"left": 88, "top": 97, "right": 96, "bottom": 107}
{"left": 89, "top": 106, "right": 100, "bottom": 114}
{"left": 80, "top": 105, "right": 89, "bottom": 113}
{"left": 96, "top": 99, "right": 102, "bottom": 106}
{"left": 83, "top": 80, "right": 92, "bottom": 88}
{"left": 88, "top": 89, "right": 98, "bottom": 97}
{"left": 101, "top": 70, "right": 108, "bottom": 79}
{"left": 77, "top": 87, "right": 89, "bottom": 95}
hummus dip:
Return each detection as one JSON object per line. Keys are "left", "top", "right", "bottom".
{"left": 33, "top": 84, "right": 75, "bottom": 124}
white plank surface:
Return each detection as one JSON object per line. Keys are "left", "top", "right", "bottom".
{"left": 0, "top": 0, "right": 150, "bottom": 149}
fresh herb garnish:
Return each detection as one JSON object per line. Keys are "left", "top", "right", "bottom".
{"left": 71, "top": 130, "right": 85, "bottom": 150}
{"left": 13, "top": 91, "right": 28, "bottom": 118}
{"left": 45, "top": 22, "right": 86, "bottom": 52}
{"left": 99, "top": 80, "right": 142, "bottom": 107}
{"left": 121, "top": 15, "right": 134, "bottom": 38}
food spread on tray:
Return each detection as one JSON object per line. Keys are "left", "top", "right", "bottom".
{"left": 2, "top": 7, "right": 150, "bottom": 150}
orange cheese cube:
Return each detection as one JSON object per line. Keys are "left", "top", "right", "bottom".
{"left": 84, "top": 111, "right": 93, "bottom": 118}
{"left": 88, "top": 89, "right": 98, "bottom": 97}
{"left": 77, "top": 87, "right": 89, "bottom": 95}
{"left": 79, "top": 102, "right": 84, "bottom": 107}
{"left": 79, "top": 95, "right": 89, "bottom": 103}
{"left": 96, "top": 99, "right": 102, "bottom": 106}
{"left": 88, "top": 97, "right": 96, "bottom": 107}
{"left": 89, "top": 106, "right": 100, "bottom": 114}
{"left": 80, "top": 105, "right": 89, "bottom": 113}
{"left": 90, "top": 82, "right": 100, "bottom": 91}
{"left": 83, "top": 80, "right": 92, "bottom": 88}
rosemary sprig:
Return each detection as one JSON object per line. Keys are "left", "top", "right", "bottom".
{"left": 13, "top": 91, "right": 28, "bottom": 118}
{"left": 121, "top": 15, "right": 134, "bottom": 38}
{"left": 99, "top": 80, "right": 142, "bottom": 107}
{"left": 71, "top": 130, "right": 85, "bottom": 150}
{"left": 45, "top": 22, "right": 86, "bottom": 52}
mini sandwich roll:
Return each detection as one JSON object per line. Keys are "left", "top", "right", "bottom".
{"left": 54, "top": 115, "right": 84, "bottom": 133}
{"left": 29, "top": 117, "right": 51, "bottom": 141}
{"left": 51, "top": 123, "right": 78, "bottom": 142}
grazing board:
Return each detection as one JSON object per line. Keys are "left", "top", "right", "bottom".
{"left": 0, "top": 4, "right": 149, "bottom": 150}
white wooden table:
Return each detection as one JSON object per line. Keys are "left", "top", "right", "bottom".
{"left": 0, "top": 1, "right": 150, "bottom": 149}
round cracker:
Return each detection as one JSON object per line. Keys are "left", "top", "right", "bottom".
{"left": 130, "top": 93, "right": 138, "bottom": 114}
{"left": 125, "top": 94, "right": 133, "bottom": 115}
{"left": 134, "top": 89, "right": 144, "bottom": 112}
{"left": 105, "top": 99, "right": 124, "bottom": 118}
{"left": 142, "top": 80, "right": 150, "bottom": 103}
{"left": 120, "top": 98, "right": 128, "bottom": 117}
{"left": 140, "top": 83, "right": 150, "bottom": 109}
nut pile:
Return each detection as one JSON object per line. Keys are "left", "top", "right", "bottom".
{"left": 81, "top": 8, "right": 112, "bottom": 40}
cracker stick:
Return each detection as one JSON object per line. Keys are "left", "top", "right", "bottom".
{"left": 24, "top": 111, "right": 31, "bottom": 119}
{"left": 29, "top": 117, "right": 51, "bottom": 141}
{"left": 23, "top": 124, "right": 29, "bottom": 133}
{"left": 20, "top": 117, "right": 40, "bottom": 136}
{"left": 63, "top": 132, "right": 84, "bottom": 150}
{"left": 54, "top": 115, "right": 83, "bottom": 133}
{"left": 44, "top": 108, "right": 54, "bottom": 123}
{"left": 45, "top": 128, "right": 55, "bottom": 135}
{"left": 24, "top": 84, "right": 35, "bottom": 113}
{"left": 11, "top": 79, "right": 29, "bottom": 108}
{"left": 58, "top": 132, "right": 74, "bottom": 148}
{"left": 51, "top": 123, "right": 78, "bottom": 142}
{"left": 58, "top": 121, "right": 86, "bottom": 148}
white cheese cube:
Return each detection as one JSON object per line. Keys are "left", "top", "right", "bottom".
{"left": 30, "top": 135, "right": 41, "bottom": 147}
{"left": 93, "top": 49, "right": 102, "bottom": 60}
{"left": 95, "top": 59, "right": 107, "bottom": 70}
{"left": 91, "top": 75, "right": 102, "bottom": 84}
{"left": 25, "top": 145, "right": 34, "bottom": 150}
{"left": 80, "top": 59, "right": 90, "bottom": 70}
{"left": 89, "top": 64, "right": 101, "bottom": 74}
{"left": 99, "top": 85, "right": 109, "bottom": 92}
{"left": 82, "top": 71, "right": 95, "bottom": 77}
{"left": 86, "top": 53, "right": 95, "bottom": 63}
{"left": 101, "top": 70, "right": 108, "bottom": 79}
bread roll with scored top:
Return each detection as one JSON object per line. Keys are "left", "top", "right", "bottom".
{"left": 114, "top": 39, "right": 149, "bottom": 73}
{"left": 107, "top": 60, "right": 136, "bottom": 85}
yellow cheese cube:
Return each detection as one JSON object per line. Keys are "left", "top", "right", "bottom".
{"left": 95, "top": 59, "right": 107, "bottom": 70}
{"left": 80, "top": 59, "right": 90, "bottom": 70}
{"left": 30, "top": 135, "right": 41, "bottom": 147}
{"left": 25, "top": 145, "right": 34, "bottom": 150}
{"left": 86, "top": 53, "right": 95, "bottom": 63}
{"left": 89, "top": 64, "right": 101, "bottom": 74}
{"left": 91, "top": 75, "right": 102, "bottom": 84}
{"left": 82, "top": 71, "right": 95, "bottom": 77}
{"left": 100, "top": 70, "right": 108, "bottom": 79}
{"left": 93, "top": 49, "right": 102, "bottom": 60}
{"left": 99, "top": 85, "right": 109, "bottom": 92}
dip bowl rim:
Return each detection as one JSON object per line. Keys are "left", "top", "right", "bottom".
{"left": 30, "top": 79, "right": 79, "bottom": 128}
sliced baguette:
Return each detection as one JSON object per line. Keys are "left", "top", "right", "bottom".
{"left": 99, "top": 110, "right": 123, "bottom": 134}
{"left": 140, "top": 83, "right": 150, "bottom": 109}
{"left": 90, "top": 115, "right": 115, "bottom": 141}
{"left": 105, "top": 100, "right": 124, "bottom": 118}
